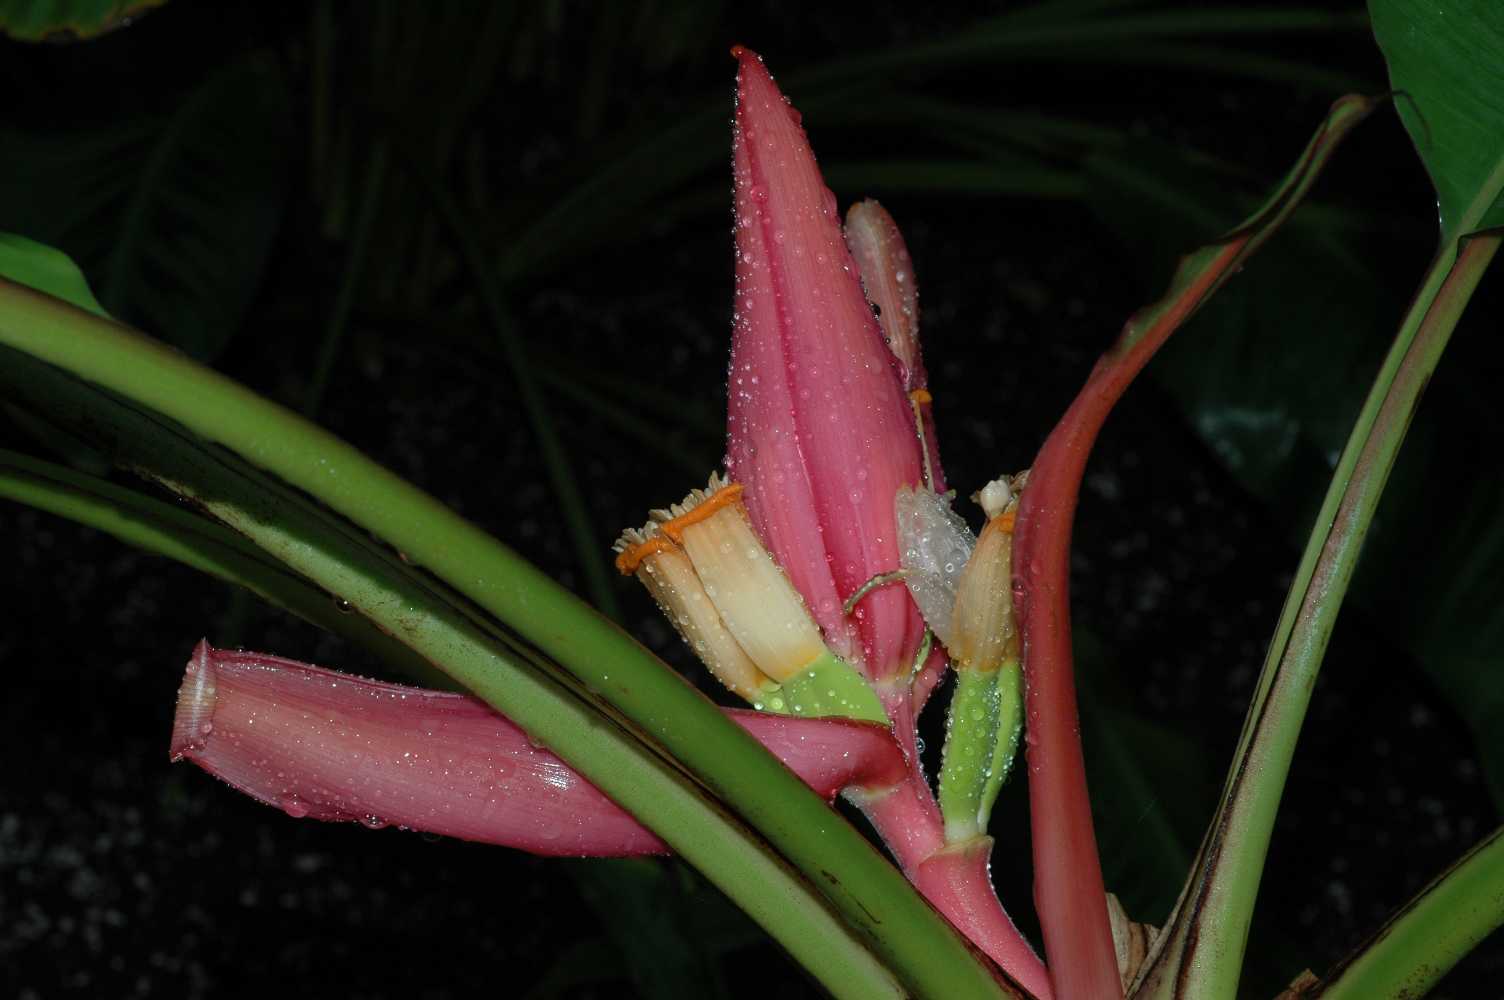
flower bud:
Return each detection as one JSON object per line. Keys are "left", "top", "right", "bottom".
{"left": 618, "top": 473, "right": 887, "bottom": 723}
{"left": 727, "top": 47, "right": 927, "bottom": 683}
{"left": 613, "top": 520, "right": 778, "bottom": 707}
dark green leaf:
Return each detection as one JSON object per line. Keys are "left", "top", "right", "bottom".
{"left": 1370, "top": 0, "right": 1504, "bottom": 240}
{"left": 0, "top": 233, "right": 108, "bottom": 318}
{"left": 0, "top": 0, "right": 164, "bottom": 41}
{"left": 0, "top": 56, "right": 290, "bottom": 359}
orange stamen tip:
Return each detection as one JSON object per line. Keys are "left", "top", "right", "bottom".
{"left": 659, "top": 482, "right": 745, "bottom": 544}
{"left": 614, "top": 535, "right": 679, "bottom": 576}
{"left": 996, "top": 511, "right": 1016, "bottom": 534}
{"left": 909, "top": 388, "right": 933, "bottom": 405}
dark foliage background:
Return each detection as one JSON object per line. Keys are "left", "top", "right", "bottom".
{"left": 1, "top": 1, "right": 1500, "bottom": 997}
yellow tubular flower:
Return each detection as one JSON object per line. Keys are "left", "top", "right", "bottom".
{"left": 613, "top": 521, "right": 781, "bottom": 708}
{"left": 617, "top": 473, "right": 888, "bottom": 724}
{"left": 653, "top": 473, "right": 826, "bottom": 684}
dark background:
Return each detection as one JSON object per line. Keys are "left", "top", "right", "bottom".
{"left": 2, "top": 1, "right": 1501, "bottom": 997}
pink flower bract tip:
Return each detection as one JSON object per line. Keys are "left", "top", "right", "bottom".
{"left": 725, "top": 47, "right": 927, "bottom": 682}
{"left": 171, "top": 641, "right": 906, "bottom": 857}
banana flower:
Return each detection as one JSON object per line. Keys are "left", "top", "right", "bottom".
{"left": 169, "top": 46, "right": 1058, "bottom": 1000}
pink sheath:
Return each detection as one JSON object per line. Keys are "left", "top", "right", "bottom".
{"left": 844, "top": 198, "right": 947, "bottom": 495}
{"left": 726, "top": 47, "right": 926, "bottom": 681}
{"left": 171, "top": 641, "right": 906, "bottom": 857}
{"left": 915, "top": 840, "right": 1052, "bottom": 1000}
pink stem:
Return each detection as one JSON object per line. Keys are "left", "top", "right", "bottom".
{"left": 852, "top": 676, "right": 1050, "bottom": 997}
{"left": 1012, "top": 239, "right": 1256, "bottom": 999}
{"left": 917, "top": 840, "right": 1054, "bottom": 1000}
{"left": 171, "top": 641, "right": 906, "bottom": 857}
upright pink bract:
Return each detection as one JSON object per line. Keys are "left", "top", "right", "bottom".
{"left": 725, "top": 47, "right": 926, "bottom": 683}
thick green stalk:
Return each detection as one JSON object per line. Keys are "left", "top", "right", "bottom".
{"left": 0, "top": 446, "right": 441, "bottom": 685}
{"left": 1308, "top": 825, "right": 1504, "bottom": 1000}
{"left": 0, "top": 282, "right": 1016, "bottom": 999}
{"left": 1134, "top": 235, "right": 1500, "bottom": 998}
{"left": 0, "top": 346, "right": 908, "bottom": 1000}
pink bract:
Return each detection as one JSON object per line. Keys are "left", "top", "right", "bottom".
{"left": 725, "top": 47, "right": 927, "bottom": 684}
{"left": 171, "top": 641, "right": 906, "bottom": 857}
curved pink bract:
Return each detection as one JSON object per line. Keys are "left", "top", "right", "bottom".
{"left": 726, "top": 48, "right": 926, "bottom": 683}
{"left": 172, "top": 641, "right": 906, "bottom": 858}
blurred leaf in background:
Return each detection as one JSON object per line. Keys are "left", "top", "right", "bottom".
{"left": 0, "top": 55, "right": 290, "bottom": 359}
{"left": 0, "top": 0, "right": 166, "bottom": 42}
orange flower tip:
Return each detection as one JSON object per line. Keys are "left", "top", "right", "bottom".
{"left": 729, "top": 43, "right": 753, "bottom": 60}
{"left": 170, "top": 639, "right": 219, "bottom": 762}
{"left": 612, "top": 522, "right": 677, "bottom": 576}
{"left": 649, "top": 471, "right": 745, "bottom": 544}
{"left": 909, "top": 388, "right": 933, "bottom": 405}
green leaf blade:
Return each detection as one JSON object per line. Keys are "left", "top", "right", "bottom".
{"left": 1370, "top": 0, "right": 1504, "bottom": 239}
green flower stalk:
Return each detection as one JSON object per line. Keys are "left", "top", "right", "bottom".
{"left": 937, "top": 476, "right": 1027, "bottom": 843}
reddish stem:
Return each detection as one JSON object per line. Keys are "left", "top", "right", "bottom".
{"left": 1011, "top": 97, "right": 1376, "bottom": 999}
{"left": 1013, "top": 239, "right": 1251, "bottom": 1000}
{"left": 916, "top": 839, "right": 1054, "bottom": 1000}
{"left": 854, "top": 677, "right": 1050, "bottom": 997}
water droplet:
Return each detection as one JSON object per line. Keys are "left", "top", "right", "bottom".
{"left": 280, "top": 796, "right": 309, "bottom": 819}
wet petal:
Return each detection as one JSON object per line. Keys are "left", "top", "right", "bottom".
{"left": 727, "top": 48, "right": 925, "bottom": 680}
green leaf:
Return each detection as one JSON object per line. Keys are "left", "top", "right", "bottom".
{"left": 0, "top": 0, "right": 165, "bottom": 41}
{"left": 0, "top": 234, "right": 109, "bottom": 318}
{"left": 1131, "top": 3, "right": 1504, "bottom": 822}
{"left": 0, "top": 56, "right": 290, "bottom": 359}
{"left": 1311, "top": 824, "right": 1504, "bottom": 999}
{"left": 1370, "top": 0, "right": 1504, "bottom": 240}
{"left": 1135, "top": 226, "right": 1502, "bottom": 998}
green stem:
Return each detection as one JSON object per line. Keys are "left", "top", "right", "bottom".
{"left": 0, "top": 346, "right": 907, "bottom": 1000}
{"left": 0, "top": 446, "right": 443, "bottom": 686}
{"left": 1308, "top": 825, "right": 1504, "bottom": 1000}
{"left": 938, "top": 665, "right": 1003, "bottom": 842}
{"left": 0, "top": 282, "right": 1016, "bottom": 1000}
{"left": 1135, "top": 234, "right": 1501, "bottom": 998}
